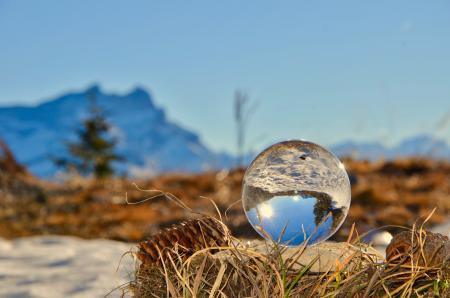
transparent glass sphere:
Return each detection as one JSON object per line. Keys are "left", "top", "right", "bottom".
{"left": 242, "top": 140, "right": 351, "bottom": 246}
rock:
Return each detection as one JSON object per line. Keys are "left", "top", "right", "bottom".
{"left": 362, "top": 230, "right": 394, "bottom": 256}
{"left": 232, "top": 240, "right": 383, "bottom": 273}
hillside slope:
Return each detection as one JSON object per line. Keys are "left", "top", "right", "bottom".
{"left": 0, "top": 85, "right": 232, "bottom": 177}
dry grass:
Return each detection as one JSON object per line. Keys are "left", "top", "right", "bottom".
{"left": 115, "top": 191, "right": 449, "bottom": 298}
{"left": 123, "top": 220, "right": 449, "bottom": 298}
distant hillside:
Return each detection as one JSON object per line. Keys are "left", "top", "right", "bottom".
{"left": 0, "top": 85, "right": 233, "bottom": 177}
{"left": 331, "top": 134, "right": 450, "bottom": 160}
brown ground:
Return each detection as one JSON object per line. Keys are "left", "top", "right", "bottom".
{"left": 0, "top": 153, "right": 449, "bottom": 242}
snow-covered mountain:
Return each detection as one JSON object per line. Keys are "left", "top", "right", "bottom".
{"left": 331, "top": 134, "right": 450, "bottom": 160}
{"left": 0, "top": 85, "right": 448, "bottom": 178}
{"left": 0, "top": 85, "right": 233, "bottom": 177}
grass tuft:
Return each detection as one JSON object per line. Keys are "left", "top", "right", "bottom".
{"left": 120, "top": 219, "right": 448, "bottom": 298}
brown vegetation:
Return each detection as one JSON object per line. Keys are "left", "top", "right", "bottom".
{"left": 0, "top": 139, "right": 25, "bottom": 174}
{"left": 0, "top": 139, "right": 45, "bottom": 202}
{"left": 0, "top": 156, "right": 449, "bottom": 242}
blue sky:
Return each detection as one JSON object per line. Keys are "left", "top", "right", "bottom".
{"left": 0, "top": 0, "right": 449, "bottom": 154}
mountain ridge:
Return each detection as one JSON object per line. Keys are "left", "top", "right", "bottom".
{"left": 0, "top": 85, "right": 448, "bottom": 178}
{"left": 0, "top": 85, "right": 233, "bottom": 178}
{"left": 331, "top": 134, "right": 450, "bottom": 161}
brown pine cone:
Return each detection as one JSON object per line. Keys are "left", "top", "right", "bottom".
{"left": 386, "top": 229, "right": 450, "bottom": 268}
{"left": 137, "top": 217, "right": 230, "bottom": 266}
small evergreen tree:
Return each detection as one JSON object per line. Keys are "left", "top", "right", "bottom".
{"left": 60, "top": 91, "right": 122, "bottom": 178}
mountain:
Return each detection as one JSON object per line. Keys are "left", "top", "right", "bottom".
{"left": 331, "top": 134, "right": 450, "bottom": 160}
{"left": 0, "top": 85, "right": 234, "bottom": 178}
{"left": 1, "top": 85, "right": 448, "bottom": 178}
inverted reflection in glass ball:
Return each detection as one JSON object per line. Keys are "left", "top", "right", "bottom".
{"left": 242, "top": 140, "right": 351, "bottom": 246}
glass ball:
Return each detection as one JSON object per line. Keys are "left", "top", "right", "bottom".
{"left": 242, "top": 140, "right": 351, "bottom": 246}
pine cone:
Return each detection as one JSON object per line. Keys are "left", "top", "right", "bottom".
{"left": 137, "top": 217, "right": 230, "bottom": 266}
{"left": 386, "top": 229, "right": 450, "bottom": 268}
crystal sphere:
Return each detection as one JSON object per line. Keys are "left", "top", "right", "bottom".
{"left": 242, "top": 140, "right": 351, "bottom": 246}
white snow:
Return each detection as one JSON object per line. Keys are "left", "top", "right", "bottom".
{"left": 432, "top": 219, "right": 450, "bottom": 238}
{"left": 0, "top": 236, "right": 136, "bottom": 298}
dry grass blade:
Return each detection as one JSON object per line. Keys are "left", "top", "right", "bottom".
{"left": 208, "top": 261, "right": 226, "bottom": 298}
{"left": 193, "top": 256, "right": 208, "bottom": 296}
{"left": 284, "top": 254, "right": 319, "bottom": 297}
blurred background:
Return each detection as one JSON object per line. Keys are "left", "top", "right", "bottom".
{"left": 0, "top": 1, "right": 449, "bottom": 296}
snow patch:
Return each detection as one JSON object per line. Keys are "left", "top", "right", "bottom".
{"left": 0, "top": 236, "right": 135, "bottom": 298}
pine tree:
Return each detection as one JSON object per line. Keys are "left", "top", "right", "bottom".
{"left": 62, "top": 91, "right": 122, "bottom": 178}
